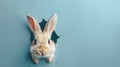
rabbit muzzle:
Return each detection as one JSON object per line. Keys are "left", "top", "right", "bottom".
{"left": 31, "top": 45, "right": 52, "bottom": 58}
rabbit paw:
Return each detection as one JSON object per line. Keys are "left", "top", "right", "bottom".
{"left": 47, "top": 54, "right": 54, "bottom": 62}
{"left": 32, "top": 55, "right": 39, "bottom": 64}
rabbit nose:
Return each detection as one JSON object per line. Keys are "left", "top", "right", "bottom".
{"left": 38, "top": 50, "right": 41, "bottom": 53}
{"left": 38, "top": 50, "right": 44, "bottom": 55}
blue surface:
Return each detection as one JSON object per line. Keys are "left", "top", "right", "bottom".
{"left": 0, "top": 0, "right": 120, "bottom": 67}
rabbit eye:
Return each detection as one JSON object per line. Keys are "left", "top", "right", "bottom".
{"left": 34, "top": 39, "right": 37, "bottom": 45}
{"left": 48, "top": 39, "right": 50, "bottom": 44}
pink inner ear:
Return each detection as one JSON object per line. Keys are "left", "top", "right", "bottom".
{"left": 49, "top": 20, "right": 55, "bottom": 32}
{"left": 27, "top": 16, "right": 35, "bottom": 31}
{"left": 30, "top": 21, "right": 35, "bottom": 31}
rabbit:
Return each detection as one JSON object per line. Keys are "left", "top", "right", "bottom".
{"left": 27, "top": 14, "right": 57, "bottom": 64}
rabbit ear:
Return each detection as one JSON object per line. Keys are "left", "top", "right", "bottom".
{"left": 27, "top": 14, "right": 42, "bottom": 33}
{"left": 44, "top": 14, "right": 57, "bottom": 35}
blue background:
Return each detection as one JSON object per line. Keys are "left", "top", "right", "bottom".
{"left": 0, "top": 0, "right": 120, "bottom": 67}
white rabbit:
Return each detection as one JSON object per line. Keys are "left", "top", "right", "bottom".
{"left": 27, "top": 14, "right": 57, "bottom": 64}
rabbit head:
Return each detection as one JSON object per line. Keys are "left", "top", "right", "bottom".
{"left": 27, "top": 14, "right": 57, "bottom": 58}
